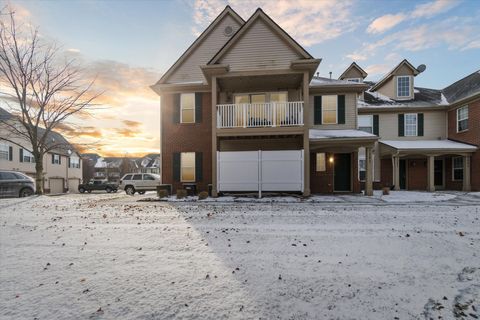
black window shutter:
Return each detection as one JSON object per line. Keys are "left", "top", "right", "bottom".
{"left": 79, "top": 158, "right": 81, "bottom": 169}
{"left": 51, "top": 154, "right": 54, "bottom": 164}
{"left": 195, "top": 93, "right": 202, "bottom": 123}
{"left": 398, "top": 114, "right": 405, "bottom": 137}
{"left": 195, "top": 152, "right": 203, "bottom": 182}
{"left": 68, "top": 157, "right": 71, "bottom": 168}
{"left": 337, "top": 95, "right": 345, "bottom": 124}
{"left": 173, "top": 153, "right": 180, "bottom": 182}
{"left": 418, "top": 113, "right": 424, "bottom": 136}
{"left": 59, "top": 155, "right": 61, "bottom": 165}
{"left": 19, "top": 148, "right": 23, "bottom": 162}
{"left": 8, "top": 146, "right": 12, "bottom": 161}
{"left": 314, "top": 96, "right": 322, "bottom": 125}
{"left": 373, "top": 115, "right": 379, "bottom": 136}
{"left": 173, "top": 94, "right": 180, "bottom": 123}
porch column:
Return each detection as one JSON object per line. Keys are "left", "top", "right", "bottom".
{"left": 392, "top": 155, "right": 400, "bottom": 190}
{"left": 365, "top": 146, "right": 373, "bottom": 196}
{"left": 463, "top": 155, "right": 471, "bottom": 192}
{"left": 211, "top": 76, "right": 218, "bottom": 197}
{"left": 427, "top": 155, "right": 435, "bottom": 192}
{"left": 302, "top": 71, "right": 310, "bottom": 196}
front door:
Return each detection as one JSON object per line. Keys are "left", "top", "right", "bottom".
{"left": 399, "top": 160, "right": 407, "bottom": 190}
{"left": 334, "top": 153, "right": 351, "bottom": 192}
{"left": 434, "top": 159, "right": 443, "bottom": 187}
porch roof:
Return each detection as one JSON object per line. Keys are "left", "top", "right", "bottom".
{"left": 309, "top": 129, "right": 377, "bottom": 140}
{"left": 380, "top": 140, "right": 477, "bottom": 155}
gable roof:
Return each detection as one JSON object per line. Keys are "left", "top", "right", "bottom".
{"left": 208, "top": 8, "right": 313, "bottom": 65}
{"left": 155, "top": 6, "right": 244, "bottom": 85}
{"left": 370, "top": 59, "right": 420, "bottom": 92}
{"left": 442, "top": 69, "right": 480, "bottom": 105}
{"left": 338, "top": 62, "right": 368, "bottom": 80}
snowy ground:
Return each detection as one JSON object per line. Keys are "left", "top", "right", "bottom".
{"left": 1, "top": 193, "right": 479, "bottom": 319}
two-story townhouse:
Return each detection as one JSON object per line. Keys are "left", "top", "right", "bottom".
{"left": 0, "top": 107, "right": 83, "bottom": 193}
{"left": 152, "top": 6, "right": 377, "bottom": 196}
{"left": 444, "top": 70, "right": 480, "bottom": 191}
{"left": 354, "top": 61, "right": 477, "bottom": 192}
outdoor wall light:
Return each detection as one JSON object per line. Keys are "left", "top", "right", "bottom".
{"left": 329, "top": 156, "right": 334, "bottom": 163}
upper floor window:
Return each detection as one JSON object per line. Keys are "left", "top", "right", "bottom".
{"left": 358, "top": 115, "right": 373, "bottom": 133}
{"left": 70, "top": 155, "right": 80, "bottom": 168}
{"left": 457, "top": 106, "right": 468, "bottom": 132}
{"left": 0, "top": 143, "right": 10, "bottom": 161}
{"left": 322, "top": 95, "right": 337, "bottom": 124}
{"left": 22, "top": 149, "right": 35, "bottom": 163}
{"left": 180, "top": 93, "right": 195, "bottom": 123}
{"left": 404, "top": 113, "right": 417, "bottom": 136}
{"left": 181, "top": 152, "right": 195, "bottom": 182}
{"left": 52, "top": 154, "right": 61, "bottom": 165}
{"left": 397, "top": 76, "right": 411, "bottom": 98}
{"left": 345, "top": 78, "right": 361, "bottom": 83}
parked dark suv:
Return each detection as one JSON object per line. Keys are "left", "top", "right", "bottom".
{"left": 0, "top": 170, "right": 35, "bottom": 198}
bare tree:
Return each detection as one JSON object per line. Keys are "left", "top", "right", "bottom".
{"left": 0, "top": 7, "right": 99, "bottom": 194}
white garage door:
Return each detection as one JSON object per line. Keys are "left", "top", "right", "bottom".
{"left": 49, "top": 178, "right": 64, "bottom": 194}
{"left": 217, "top": 150, "right": 304, "bottom": 193}
{"left": 68, "top": 178, "right": 80, "bottom": 193}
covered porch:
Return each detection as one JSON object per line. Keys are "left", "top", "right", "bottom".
{"left": 379, "top": 140, "right": 477, "bottom": 192}
{"left": 309, "top": 129, "right": 378, "bottom": 195}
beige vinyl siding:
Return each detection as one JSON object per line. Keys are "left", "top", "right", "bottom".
{"left": 308, "top": 93, "right": 357, "bottom": 129}
{"left": 376, "top": 64, "right": 416, "bottom": 100}
{"left": 377, "top": 110, "right": 446, "bottom": 140}
{"left": 218, "top": 19, "right": 302, "bottom": 72}
{"left": 166, "top": 15, "right": 242, "bottom": 83}
{"left": 341, "top": 68, "right": 363, "bottom": 79}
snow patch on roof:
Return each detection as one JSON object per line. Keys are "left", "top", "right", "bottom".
{"left": 439, "top": 93, "right": 449, "bottom": 105}
{"left": 365, "top": 90, "right": 393, "bottom": 102}
{"left": 310, "top": 129, "right": 377, "bottom": 140}
{"left": 381, "top": 140, "right": 477, "bottom": 150}
{"left": 310, "top": 77, "right": 363, "bottom": 87}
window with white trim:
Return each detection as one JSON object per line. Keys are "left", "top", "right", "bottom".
{"left": 53, "top": 154, "right": 61, "bottom": 165}
{"left": 0, "top": 143, "right": 9, "bottom": 160}
{"left": 316, "top": 153, "right": 326, "bottom": 172}
{"left": 397, "top": 76, "right": 411, "bottom": 98}
{"left": 180, "top": 93, "right": 195, "bottom": 123}
{"left": 457, "top": 106, "right": 468, "bottom": 132}
{"left": 70, "top": 155, "right": 80, "bottom": 168}
{"left": 404, "top": 113, "right": 417, "bottom": 136}
{"left": 345, "top": 78, "right": 361, "bottom": 83}
{"left": 452, "top": 157, "right": 463, "bottom": 181}
{"left": 358, "top": 115, "right": 373, "bottom": 133}
{"left": 22, "top": 149, "right": 35, "bottom": 163}
{"left": 181, "top": 152, "right": 195, "bottom": 182}
{"left": 322, "top": 95, "right": 337, "bottom": 124}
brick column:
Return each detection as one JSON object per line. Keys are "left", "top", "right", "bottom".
{"left": 463, "top": 155, "right": 471, "bottom": 191}
{"left": 427, "top": 155, "right": 435, "bottom": 192}
{"left": 393, "top": 156, "right": 400, "bottom": 190}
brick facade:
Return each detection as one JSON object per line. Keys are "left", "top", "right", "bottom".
{"left": 447, "top": 98, "right": 480, "bottom": 191}
{"left": 161, "top": 92, "right": 212, "bottom": 193}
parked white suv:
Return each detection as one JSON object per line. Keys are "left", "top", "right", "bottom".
{"left": 119, "top": 173, "right": 161, "bottom": 195}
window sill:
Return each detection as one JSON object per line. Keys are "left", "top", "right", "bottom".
{"left": 456, "top": 129, "right": 468, "bottom": 134}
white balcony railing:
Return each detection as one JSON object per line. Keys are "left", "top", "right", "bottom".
{"left": 217, "top": 101, "right": 304, "bottom": 128}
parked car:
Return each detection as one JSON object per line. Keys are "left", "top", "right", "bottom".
{"left": 0, "top": 170, "right": 35, "bottom": 198}
{"left": 78, "top": 179, "right": 118, "bottom": 193}
{"left": 119, "top": 173, "right": 161, "bottom": 195}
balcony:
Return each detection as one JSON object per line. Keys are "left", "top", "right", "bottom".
{"left": 217, "top": 101, "right": 304, "bottom": 129}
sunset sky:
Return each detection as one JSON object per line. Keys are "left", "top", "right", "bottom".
{"left": 3, "top": 0, "right": 480, "bottom": 156}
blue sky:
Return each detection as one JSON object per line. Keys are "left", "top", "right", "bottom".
{"left": 3, "top": 0, "right": 480, "bottom": 155}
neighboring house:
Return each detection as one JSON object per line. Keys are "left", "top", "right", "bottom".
{"left": 355, "top": 61, "right": 478, "bottom": 192}
{"left": 151, "top": 6, "right": 377, "bottom": 196}
{"left": 0, "top": 107, "right": 83, "bottom": 193}
{"left": 136, "top": 153, "right": 161, "bottom": 174}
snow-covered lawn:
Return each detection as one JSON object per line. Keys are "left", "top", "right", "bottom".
{"left": 1, "top": 194, "right": 479, "bottom": 319}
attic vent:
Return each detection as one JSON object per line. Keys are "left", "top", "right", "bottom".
{"left": 224, "top": 26, "right": 234, "bottom": 37}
